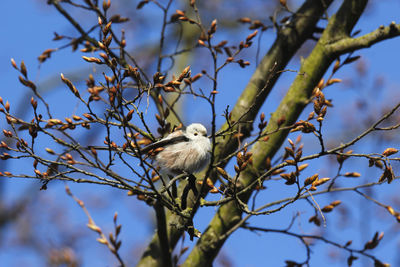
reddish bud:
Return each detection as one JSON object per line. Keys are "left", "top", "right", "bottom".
{"left": 11, "top": 58, "right": 18, "bottom": 69}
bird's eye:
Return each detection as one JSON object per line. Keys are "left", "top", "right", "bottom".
{"left": 194, "top": 132, "right": 198, "bottom": 136}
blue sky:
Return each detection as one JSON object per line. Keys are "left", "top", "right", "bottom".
{"left": 1, "top": 1, "right": 400, "bottom": 266}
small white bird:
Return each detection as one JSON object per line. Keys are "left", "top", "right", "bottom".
{"left": 146, "top": 123, "right": 211, "bottom": 174}
{"left": 89, "top": 123, "right": 211, "bottom": 175}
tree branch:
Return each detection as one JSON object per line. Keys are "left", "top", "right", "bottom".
{"left": 328, "top": 22, "right": 400, "bottom": 55}
{"left": 137, "top": 1, "right": 335, "bottom": 266}
{"left": 154, "top": 200, "right": 172, "bottom": 267}
{"left": 182, "top": 0, "right": 372, "bottom": 265}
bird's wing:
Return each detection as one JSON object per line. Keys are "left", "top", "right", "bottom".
{"left": 140, "top": 134, "right": 189, "bottom": 154}
{"left": 86, "top": 131, "right": 189, "bottom": 155}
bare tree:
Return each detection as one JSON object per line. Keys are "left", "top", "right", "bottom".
{"left": 1, "top": 0, "right": 400, "bottom": 266}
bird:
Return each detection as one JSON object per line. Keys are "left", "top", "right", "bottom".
{"left": 89, "top": 123, "right": 211, "bottom": 175}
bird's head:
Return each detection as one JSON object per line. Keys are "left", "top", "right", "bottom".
{"left": 186, "top": 123, "right": 208, "bottom": 137}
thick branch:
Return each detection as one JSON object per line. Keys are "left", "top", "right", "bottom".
{"left": 328, "top": 22, "right": 400, "bottom": 55}
{"left": 183, "top": 0, "right": 372, "bottom": 265}
{"left": 154, "top": 201, "right": 172, "bottom": 267}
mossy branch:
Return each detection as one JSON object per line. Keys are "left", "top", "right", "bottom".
{"left": 328, "top": 22, "right": 400, "bottom": 55}
{"left": 137, "top": 0, "right": 335, "bottom": 266}
{"left": 182, "top": 0, "right": 377, "bottom": 266}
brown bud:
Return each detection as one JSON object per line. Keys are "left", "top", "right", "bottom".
{"left": 175, "top": 9, "right": 185, "bottom": 16}
{"left": 90, "top": 147, "right": 97, "bottom": 157}
{"left": 198, "top": 39, "right": 206, "bottom": 46}
{"left": 344, "top": 55, "right": 361, "bottom": 65}
{"left": 317, "top": 78, "right": 324, "bottom": 89}
{"left": 191, "top": 73, "right": 203, "bottom": 82}
{"left": 86, "top": 222, "right": 102, "bottom": 234}
{"left": 137, "top": 0, "right": 149, "bottom": 9}
{"left": 11, "top": 58, "right": 18, "bottom": 69}
{"left": 246, "top": 30, "right": 258, "bottom": 43}
{"left": 236, "top": 152, "right": 244, "bottom": 165}
{"left": 234, "top": 165, "right": 240, "bottom": 173}
{"left": 284, "top": 172, "right": 296, "bottom": 185}
{"left": 386, "top": 206, "right": 396, "bottom": 216}
{"left": 0, "top": 152, "right": 11, "bottom": 160}
{"left": 45, "top": 148, "right": 55, "bottom": 155}
{"left": 216, "top": 167, "right": 229, "bottom": 179}
{"left": 48, "top": 119, "right": 63, "bottom": 125}
{"left": 304, "top": 174, "right": 318, "bottom": 186}
{"left": 99, "top": 52, "right": 109, "bottom": 62}
{"left": 34, "top": 169, "right": 42, "bottom": 177}
{"left": 382, "top": 147, "right": 398, "bottom": 157}
{"left": 330, "top": 200, "right": 342, "bottom": 207}
{"left": 386, "top": 166, "right": 395, "bottom": 184}
{"left": 260, "top": 112, "right": 265, "bottom": 122}
{"left": 287, "top": 138, "right": 294, "bottom": 147}
{"left": 298, "top": 163, "right": 308, "bottom": 172}
{"left": 82, "top": 56, "right": 103, "bottom": 64}
{"left": 216, "top": 40, "right": 228, "bottom": 47}
{"left": 30, "top": 97, "right": 37, "bottom": 109}
{"left": 277, "top": 116, "right": 286, "bottom": 127}
{"left": 238, "top": 17, "right": 251, "bottom": 23}
{"left": 153, "top": 147, "right": 164, "bottom": 154}
{"left": 20, "top": 60, "right": 27, "bottom": 77}
{"left": 307, "top": 111, "right": 315, "bottom": 120}
{"left": 209, "top": 187, "right": 219, "bottom": 193}
{"left": 5, "top": 101, "right": 10, "bottom": 112}
{"left": 285, "top": 159, "right": 296, "bottom": 165}
{"left": 126, "top": 109, "right": 134, "bottom": 121}
{"left": 312, "top": 177, "right": 330, "bottom": 187}
{"left": 326, "top": 78, "right": 342, "bottom": 85}
{"left": 271, "top": 168, "right": 285, "bottom": 175}
{"left": 308, "top": 215, "right": 321, "bottom": 226}
{"left": 104, "top": 34, "right": 113, "bottom": 47}
{"left": 344, "top": 172, "right": 361, "bottom": 178}
{"left": 72, "top": 115, "right": 82, "bottom": 121}
{"left": 18, "top": 76, "right": 36, "bottom": 92}
{"left": 151, "top": 176, "right": 160, "bottom": 182}
{"left": 321, "top": 205, "right": 334, "bottom": 213}
{"left": 333, "top": 59, "right": 340, "bottom": 73}
{"left": 344, "top": 240, "right": 353, "bottom": 247}
{"left": 178, "top": 66, "right": 191, "bottom": 81}
{"left": 97, "top": 41, "right": 106, "bottom": 51}
{"left": 61, "top": 73, "right": 80, "bottom": 97}
{"left": 83, "top": 113, "right": 94, "bottom": 121}
{"left": 209, "top": 19, "right": 217, "bottom": 34}
{"left": 265, "top": 157, "right": 271, "bottom": 170}
{"left": 164, "top": 86, "right": 175, "bottom": 92}
{"left": 284, "top": 146, "right": 294, "bottom": 158}
{"left": 206, "top": 178, "right": 214, "bottom": 189}
{"left": 103, "top": 0, "right": 111, "bottom": 11}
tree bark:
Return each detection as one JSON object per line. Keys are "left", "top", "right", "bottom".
{"left": 182, "top": 0, "right": 369, "bottom": 265}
